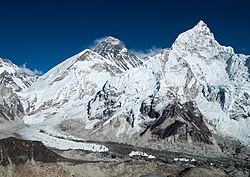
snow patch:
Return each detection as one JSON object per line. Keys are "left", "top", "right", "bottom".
{"left": 129, "top": 151, "right": 155, "bottom": 159}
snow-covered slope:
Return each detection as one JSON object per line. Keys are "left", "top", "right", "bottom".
{"left": 21, "top": 49, "right": 123, "bottom": 124}
{"left": 16, "top": 21, "right": 250, "bottom": 150}
{"left": 18, "top": 45, "right": 143, "bottom": 149}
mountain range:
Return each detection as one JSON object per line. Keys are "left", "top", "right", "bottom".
{"left": 0, "top": 20, "right": 249, "bottom": 155}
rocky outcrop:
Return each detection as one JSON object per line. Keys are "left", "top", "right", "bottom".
{"left": 0, "top": 86, "right": 24, "bottom": 123}
{"left": 0, "top": 137, "right": 65, "bottom": 166}
{"left": 141, "top": 101, "right": 213, "bottom": 144}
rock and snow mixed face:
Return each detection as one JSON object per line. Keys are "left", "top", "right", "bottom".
{"left": 3, "top": 21, "right": 250, "bottom": 148}
{"left": 0, "top": 59, "right": 37, "bottom": 123}
{"left": 86, "top": 21, "right": 250, "bottom": 145}
{"left": 93, "top": 36, "right": 143, "bottom": 70}
{"left": 20, "top": 49, "right": 123, "bottom": 124}
{"left": 0, "top": 58, "right": 37, "bottom": 92}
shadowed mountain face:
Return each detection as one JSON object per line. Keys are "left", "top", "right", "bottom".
{"left": 0, "top": 137, "right": 65, "bottom": 166}
{"left": 141, "top": 102, "right": 213, "bottom": 144}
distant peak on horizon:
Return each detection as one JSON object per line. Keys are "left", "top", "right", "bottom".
{"left": 192, "top": 20, "right": 211, "bottom": 33}
{"left": 197, "top": 20, "right": 207, "bottom": 26}
{"left": 92, "top": 36, "right": 126, "bottom": 53}
{"left": 105, "top": 36, "right": 121, "bottom": 42}
{"left": 99, "top": 36, "right": 124, "bottom": 46}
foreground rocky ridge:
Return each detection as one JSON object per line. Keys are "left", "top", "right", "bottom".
{"left": 0, "top": 137, "right": 66, "bottom": 166}
{"left": 0, "top": 137, "right": 249, "bottom": 177}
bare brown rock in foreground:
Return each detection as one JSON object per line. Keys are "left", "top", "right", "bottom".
{"left": 0, "top": 137, "right": 249, "bottom": 177}
{"left": 0, "top": 137, "right": 65, "bottom": 166}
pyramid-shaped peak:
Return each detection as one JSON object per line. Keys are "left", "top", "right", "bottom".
{"left": 93, "top": 36, "right": 126, "bottom": 54}
{"left": 93, "top": 36, "right": 126, "bottom": 53}
{"left": 197, "top": 20, "right": 207, "bottom": 27}
{"left": 192, "top": 20, "right": 211, "bottom": 33}
{"left": 173, "top": 20, "right": 214, "bottom": 44}
{"left": 101, "top": 36, "right": 123, "bottom": 46}
{"left": 170, "top": 20, "right": 220, "bottom": 54}
{"left": 92, "top": 36, "right": 143, "bottom": 70}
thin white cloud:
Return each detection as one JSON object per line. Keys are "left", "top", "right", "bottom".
{"left": 17, "top": 63, "right": 43, "bottom": 76}
{"left": 88, "top": 36, "right": 109, "bottom": 49}
{"left": 131, "top": 46, "right": 163, "bottom": 58}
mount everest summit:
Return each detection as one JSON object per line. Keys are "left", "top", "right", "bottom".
{"left": 0, "top": 21, "right": 249, "bottom": 153}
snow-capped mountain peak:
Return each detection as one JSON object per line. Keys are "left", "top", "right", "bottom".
{"left": 195, "top": 20, "right": 210, "bottom": 32}
{"left": 93, "top": 36, "right": 143, "bottom": 70}
{"left": 0, "top": 58, "right": 19, "bottom": 74}
{"left": 0, "top": 58, "right": 37, "bottom": 92}
{"left": 93, "top": 36, "right": 127, "bottom": 56}
{"left": 171, "top": 20, "right": 234, "bottom": 57}
{"left": 102, "top": 36, "right": 123, "bottom": 46}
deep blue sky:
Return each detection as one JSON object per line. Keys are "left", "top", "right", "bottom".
{"left": 0, "top": 0, "right": 249, "bottom": 73}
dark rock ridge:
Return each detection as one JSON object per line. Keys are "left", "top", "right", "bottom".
{"left": 87, "top": 81, "right": 123, "bottom": 121}
{"left": 93, "top": 36, "right": 143, "bottom": 70}
{"left": 0, "top": 137, "right": 65, "bottom": 166}
{"left": 141, "top": 101, "right": 213, "bottom": 144}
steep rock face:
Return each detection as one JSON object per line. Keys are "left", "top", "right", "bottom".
{"left": 141, "top": 102, "right": 213, "bottom": 144}
{"left": 93, "top": 36, "right": 143, "bottom": 70}
{"left": 0, "top": 86, "right": 24, "bottom": 123}
{"left": 0, "top": 137, "right": 65, "bottom": 166}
